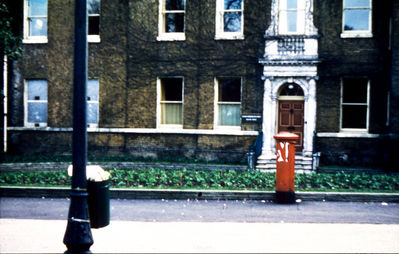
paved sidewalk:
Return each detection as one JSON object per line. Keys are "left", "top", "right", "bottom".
{"left": 1, "top": 219, "right": 399, "bottom": 253}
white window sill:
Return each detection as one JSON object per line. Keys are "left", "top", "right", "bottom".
{"left": 158, "top": 124, "right": 183, "bottom": 129}
{"left": 317, "top": 132, "right": 379, "bottom": 138}
{"left": 25, "top": 123, "right": 47, "bottom": 128}
{"left": 87, "top": 124, "right": 99, "bottom": 129}
{"left": 157, "top": 33, "right": 186, "bottom": 41}
{"left": 340, "top": 32, "right": 373, "bottom": 39}
{"left": 8, "top": 127, "right": 258, "bottom": 136}
{"left": 214, "top": 126, "right": 241, "bottom": 131}
{"left": 88, "top": 35, "right": 101, "bottom": 43}
{"left": 215, "top": 33, "right": 244, "bottom": 40}
{"left": 23, "top": 37, "right": 48, "bottom": 44}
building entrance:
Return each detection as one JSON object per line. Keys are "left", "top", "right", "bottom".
{"left": 278, "top": 83, "right": 305, "bottom": 151}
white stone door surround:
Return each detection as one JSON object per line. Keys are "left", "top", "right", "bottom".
{"left": 259, "top": 76, "right": 317, "bottom": 160}
{"left": 258, "top": 0, "right": 319, "bottom": 162}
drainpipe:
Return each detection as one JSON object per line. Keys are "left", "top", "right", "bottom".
{"left": 3, "top": 55, "right": 7, "bottom": 153}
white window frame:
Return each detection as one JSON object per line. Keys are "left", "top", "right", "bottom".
{"left": 278, "top": 0, "right": 306, "bottom": 35}
{"left": 88, "top": 0, "right": 101, "bottom": 43}
{"left": 214, "top": 77, "right": 242, "bottom": 130}
{"left": 341, "top": 0, "right": 373, "bottom": 38}
{"left": 157, "top": 0, "right": 186, "bottom": 41}
{"left": 23, "top": 0, "right": 48, "bottom": 44}
{"left": 157, "top": 77, "right": 184, "bottom": 129}
{"left": 24, "top": 80, "right": 48, "bottom": 127}
{"left": 87, "top": 79, "right": 100, "bottom": 128}
{"left": 215, "top": 0, "right": 244, "bottom": 40}
{"left": 340, "top": 78, "right": 370, "bottom": 133}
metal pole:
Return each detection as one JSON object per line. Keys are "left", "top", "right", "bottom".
{"left": 63, "top": 0, "right": 93, "bottom": 252}
{"left": 3, "top": 55, "right": 7, "bottom": 153}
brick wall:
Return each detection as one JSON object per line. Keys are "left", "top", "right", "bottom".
{"left": 6, "top": 0, "right": 265, "bottom": 162}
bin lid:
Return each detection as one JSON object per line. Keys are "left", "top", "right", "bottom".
{"left": 67, "top": 165, "right": 111, "bottom": 181}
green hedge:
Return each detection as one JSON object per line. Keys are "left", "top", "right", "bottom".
{"left": 1, "top": 169, "right": 398, "bottom": 192}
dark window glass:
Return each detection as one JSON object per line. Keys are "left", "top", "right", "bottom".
{"left": 342, "top": 78, "right": 368, "bottom": 103}
{"left": 342, "top": 105, "right": 367, "bottom": 128}
{"left": 161, "top": 78, "right": 183, "bottom": 101}
{"left": 165, "top": 13, "right": 184, "bottom": 32}
{"left": 341, "top": 78, "right": 368, "bottom": 129}
{"left": 218, "top": 78, "right": 241, "bottom": 102}
{"left": 166, "top": 0, "right": 184, "bottom": 10}
{"left": 88, "top": 16, "right": 100, "bottom": 35}
{"left": 88, "top": 0, "right": 100, "bottom": 35}
{"left": 279, "top": 83, "right": 304, "bottom": 96}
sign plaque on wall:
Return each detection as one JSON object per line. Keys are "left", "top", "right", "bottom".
{"left": 241, "top": 114, "right": 262, "bottom": 123}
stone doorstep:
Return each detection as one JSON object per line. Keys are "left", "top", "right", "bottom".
{"left": 1, "top": 186, "right": 398, "bottom": 203}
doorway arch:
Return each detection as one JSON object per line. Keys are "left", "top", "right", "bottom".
{"left": 277, "top": 83, "right": 305, "bottom": 150}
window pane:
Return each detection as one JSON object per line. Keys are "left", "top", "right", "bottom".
{"left": 287, "top": 11, "right": 297, "bottom": 32}
{"left": 280, "top": 83, "right": 304, "bottom": 96}
{"left": 342, "top": 105, "right": 367, "bottom": 128}
{"left": 88, "top": 0, "right": 100, "bottom": 14}
{"left": 287, "top": 0, "right": 297, "bottom": 9}
{"left": 218, "top": 79, "right": 241, "bottom": 102}
{"left": 343, "top": 78, "right": 368, "bottom": 103}
{"left": 223, "top": 12, "right": 242, "bottom": 32}
{"left": 88, "top": 103, "right": 99, "bottom": 124}
{"left": 28, "top": 80, "right": 47, "bottom": 100}
{"left": 165, "top": 0, "right": 184, "bottom": 10}
{"left": 161, "top": 103, "right": 182, "bottom": 124}
{"left": 88, "top": 80, "right": 99, "bottom": 101}
{"left": 88, "top": 16, "right": 100, "bottom": 35}
{"left": 165, "top": 13, "right": 184, "bottom": 32}
{"left": 28, "top": 102, "right": 47, "bottom": 123}
{"left": 344, "top": 9, "right": 370, "bottom": 31}
{"left": 345, "top": 0, "right": 370, "bottom": 8}
{"left": 161, "top": 78, "right": 183, "bottom": 101}
{"left": 224, "top": 0, "right": 242, "bottom": 10}
{"left": 28, "top": 0, "right": 47, "bottom": 16}
{"left": 29, "top": 17, "right": 47, "bottom": 36}
{"left": 219, "top": 104, "right": 240, "bottom": 126}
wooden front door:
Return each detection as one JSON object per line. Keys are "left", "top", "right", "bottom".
{"left": 278, "top": 100, "right": 304, "bottom": 150}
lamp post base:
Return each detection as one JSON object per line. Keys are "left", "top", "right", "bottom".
{"left": 63, "top": 190, "right": 94, "bottom": 253}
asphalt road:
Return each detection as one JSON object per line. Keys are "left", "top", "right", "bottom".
{"left": 1, "top": 197, "right": 399, "bottom": 224}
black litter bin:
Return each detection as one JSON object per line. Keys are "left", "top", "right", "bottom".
{"left": 87, "top": 179, "right": 110, "bottom": 228}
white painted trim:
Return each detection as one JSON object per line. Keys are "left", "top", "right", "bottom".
{"left": 88, "top": 35, "right": 101, "bottom": 43}
{"left": 157, "top": 77, "right": 184, "bottom": 128}
{"left": 22, "top": 37, "right": 48, "bottom": 44}
{"left": 316, "top": 132, "right": 380, "bottom": 138}
{"left": 214, "top": 77, "right": 242, "bottom": 129}
{"left": 340, "top": 78, "right": 370, "bottom": 132}
{"left": 23, "top": 0, "right": 48, "bottom": 43}
{"left": 215, "top": 0, "right": 244, "bottom": 40}
{"left": 24, "top": 80, "right": 48, "bottom": 128}
{"left": 341, "top": 0, "right": 372, "bottom": 38}
{"left": 7, "top": 127, "right": 258, "bottom": 136}
{"left": 157, "top": 0, "right": 186, "bottom": 41}
{"left": 340, "top": 32, "right": 373, "bottom": 38}
{"left": 278, "top": 0, "right": 306, "bottom": 35}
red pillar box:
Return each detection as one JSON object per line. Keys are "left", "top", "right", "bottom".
{"left": 273, "top": 132, "right": 299, "bottom": 204}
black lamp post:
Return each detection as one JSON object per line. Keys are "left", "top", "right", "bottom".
{"left": 63, "top": 0, "right": 94, "bottom": 252}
